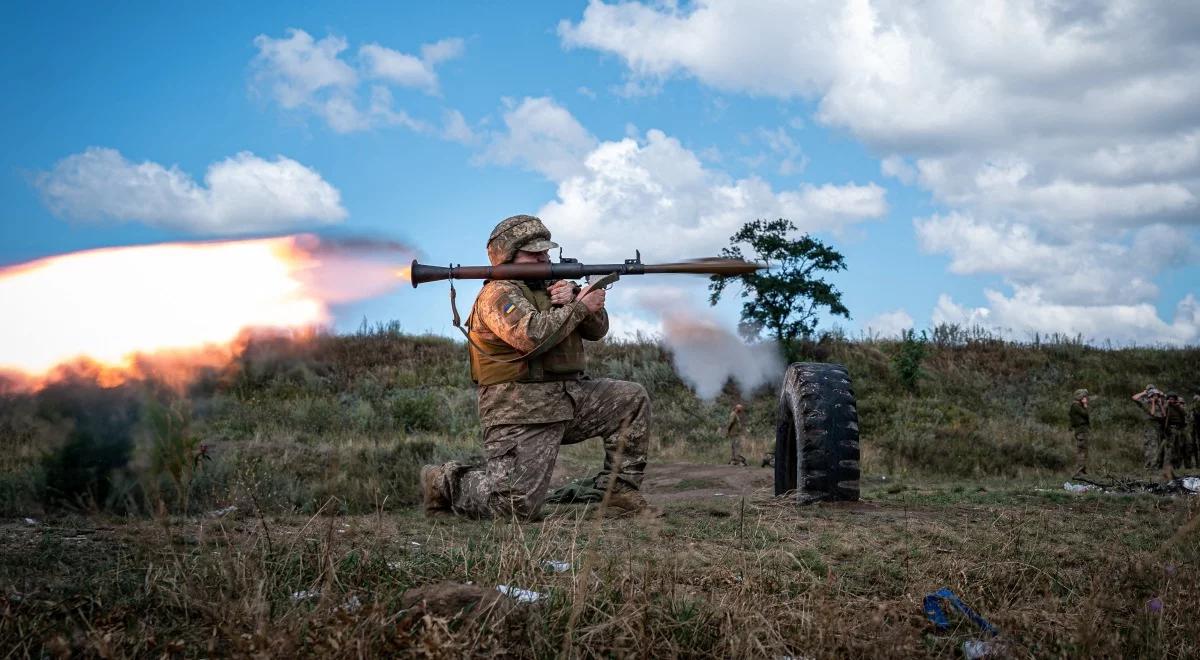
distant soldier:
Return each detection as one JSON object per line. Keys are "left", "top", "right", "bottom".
{"left": 1068, "top": 389, "right": 1091, "bottom": 476}
{"left": 1164, "top": 393, "right": 1187, "bottom": 477}
{"left": 726, "top": 404, "right": 747, "bottom": 466}
{"left": 1132, "top": 385, "right": 1167, "bottom": 470}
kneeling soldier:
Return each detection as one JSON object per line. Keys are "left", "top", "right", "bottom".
{"left": 421, "top": 215, "right": 652, "bottom": 520}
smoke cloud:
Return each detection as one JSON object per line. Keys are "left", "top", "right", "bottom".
{"left": 635, "top": 290, "right": 782, "bottom": 400}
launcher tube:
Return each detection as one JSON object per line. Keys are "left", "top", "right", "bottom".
{"left": 409, "top": 258, "right": 761, "bottom": 287}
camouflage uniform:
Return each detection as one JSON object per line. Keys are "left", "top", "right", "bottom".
{"left": 1163, "top": 395, "right": 1186, "bottom": 474}
{"left": 1068, "top": 389, "right": 1090, "bottom": 475}
{"left": 425, "top": 215, "right": 650, "bottom": 520}
{"left": 1134, "top": 388, "right": 1166, "bottom": 469}
{"left": 726, "top": 405, "right": 747, "bottom": 466}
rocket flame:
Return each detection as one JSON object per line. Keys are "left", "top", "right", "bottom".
{"left": 0, "top": 234, "right": 410, "bottom": 385}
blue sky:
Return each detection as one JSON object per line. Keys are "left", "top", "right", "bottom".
{"left": 3, "top": 1, "right": 1198, "bottom": 345}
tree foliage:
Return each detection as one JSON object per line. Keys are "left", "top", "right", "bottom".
{"left": 892, "top": 329, "right": 928, "bottom": 393}
{"left": 709, "top": 219, "right": 850, "bottom": 344}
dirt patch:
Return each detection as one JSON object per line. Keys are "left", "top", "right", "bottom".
{"left": 642, "top": 461, "right": 774, "bottom": 503}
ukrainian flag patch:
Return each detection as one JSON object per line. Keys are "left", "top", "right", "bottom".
{"left": 502, "top": 302, "right": 516, "bottom": 315}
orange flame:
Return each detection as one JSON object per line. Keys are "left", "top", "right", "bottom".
{"left": 0, "top": 234, "right": 408, "bottom": 386}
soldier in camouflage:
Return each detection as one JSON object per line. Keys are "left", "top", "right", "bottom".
{"left": 1068, "top": 389, "right": 1090, "bottom": 476}
{"left": 1163, "top": 393, "right": 1186, "bottom": 478}
{"left": 726, "top": 404, "right": 747, "bottom": 466}
{"left": 420, "top": 215, "right": 652, "bottom": 520}
{"left": 1132, "top": 385, "right": 1166, "bottom": 470}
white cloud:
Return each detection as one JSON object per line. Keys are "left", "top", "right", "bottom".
{"left": 476, "top": 97, "right": 598, "bottom": 180}
{"left": 474, "top": 98, "right": 884, "bottom": 261}
{"left": 915, "top": 212, "right": 1197, "bottom": 306}
{"left": 35, "top": 147, "right": 346, "bottom": 234}
{"left": 933, "top": 290, "right": 1200, "bottom": 347}
{"left": 252, "top": 29, "right": 466, "bottom": 134}
{"left": 441, "top": 109, "right": 475, "bottom": 144}
{"left": 561, "top": 1, "right": 1200, "bottom": 343}
{"left": 360, "top": 37, "right": 463, "bottom": 95}
{"left": 543, "top": 129, "right": 885, "bottom": 261}
{"left": 864, "top": 309, "right": 914, "bottom": 337}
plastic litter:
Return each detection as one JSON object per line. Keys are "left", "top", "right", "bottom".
{"left": 291, "top": 589, "right": 321, "bottom": 601}
{"left": 1063, "top": 482, "right": 1094, "bottom": 494}
{"left": 922, "top": 588, "right": 998, "bottom": 636}
{"left": 962, "top": 640, "right": 997, "bottom": 658}
{"left": 1182, "top": 477, "right": 1200, "bottom": 493}
{"left": 22, "top": 518, "right": 38, "bottom": 525}
{"left": 387, "top": 561, "right": 403, "bottom": 570}
{"left": 543, "top": 560, "right": 571, "bottom": 573}
{"left": 208, "top": 505, "right": 238, "bottom": 517}
{"left": 496, "top": 585, "right": 544, "bottom": 603}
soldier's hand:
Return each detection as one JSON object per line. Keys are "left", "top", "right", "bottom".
{"left": 579, "top": 286, "right": 606, "bottom": 314}
{"left": 547, "top": 280, "right": 576, "bottom": 306}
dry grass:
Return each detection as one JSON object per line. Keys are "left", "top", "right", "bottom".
{"left": 2, "top": 330, "right": 1199, "bottom": 656}
{"left": 2, "top": 479, "right": 1198, "bottom": 657}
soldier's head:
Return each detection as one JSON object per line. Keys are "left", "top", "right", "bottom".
{"left": 487, "top": 215, "right": 559, "bottom": 266}
{"left": 734, "top": 404, "right": 744, "bottom": 413}
{"left": 1074, "top": 388, "right": 1089, "bottom": 402}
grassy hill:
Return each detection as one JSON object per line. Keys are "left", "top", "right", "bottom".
{"left": 3, "top": 328, "right": 1200, "bottom": 657}
{"left": 2, "top": 325, "right": 1197, "bottom": 516}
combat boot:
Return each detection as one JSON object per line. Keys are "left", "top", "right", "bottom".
{"left": 597, "top": 489, "right": 662, "bottom": 518}
{"left": 420, "top": 464, "right": 452, "bottom": 516}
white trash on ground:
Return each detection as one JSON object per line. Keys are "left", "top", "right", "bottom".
{"left": 208, "top": 505, "right": 238, "bottom": 517}
{"left": 1182, "top": 477, "right": 1200, "bottom": 493}
{"left": 291, "top": 589, "right": 321, "bottom": 602}
{"left": 543, "top": 560, "right": 571, "bottom": 573}
{"left": 23, "top": 518, "right": 39, "bottom": 525}
{"left": 496, "top": 585, "right": 544, "bottom": 603}
{"left": 1063, "top": 482, "right": 1094, "bottom": 493}
{"left": 962, "top": 640, "right": 998, "bottom": 658}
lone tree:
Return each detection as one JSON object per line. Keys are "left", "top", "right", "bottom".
{"left": 709, "top": 218, "right": 850, "bottom": 347}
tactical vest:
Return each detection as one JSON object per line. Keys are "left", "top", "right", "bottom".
{"left": 467, "top": 281, "right": 587, "bottom": 385}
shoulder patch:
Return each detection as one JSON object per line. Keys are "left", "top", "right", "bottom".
{"left": 502, "top": 302, "right": 516, "bottom": 315}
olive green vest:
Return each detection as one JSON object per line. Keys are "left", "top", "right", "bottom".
{"left": 467, "top": 282, "right": 586, "bottom": 385}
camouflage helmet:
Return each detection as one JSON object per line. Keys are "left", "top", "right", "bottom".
{"left": 1073, "top": 389, "right": 1089, "bottom": 400}
{"left": 486, "top": 215, "right": 559, "bottom": 266}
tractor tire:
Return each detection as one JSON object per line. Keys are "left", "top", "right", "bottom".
{"left": 774, "top": 362, "right": 860, "bottom": 502}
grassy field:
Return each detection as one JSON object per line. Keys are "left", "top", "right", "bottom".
{"left": 1, "top": 327, "right": 1199, "bottom": 656}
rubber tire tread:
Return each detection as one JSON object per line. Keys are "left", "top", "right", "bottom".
{"left": 774, "top": 362, "right": 860, "bottom": 502}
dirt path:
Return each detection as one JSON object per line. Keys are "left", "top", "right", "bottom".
{"left": 639, "top": 461, "right": 775, "bottom": 503}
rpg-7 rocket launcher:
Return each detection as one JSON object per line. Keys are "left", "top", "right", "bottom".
{"left": 409, "top": 250, "right": 764, "bottom": 288}
{"left": 414, "top": 250, "right": 765, "bottom": 362}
